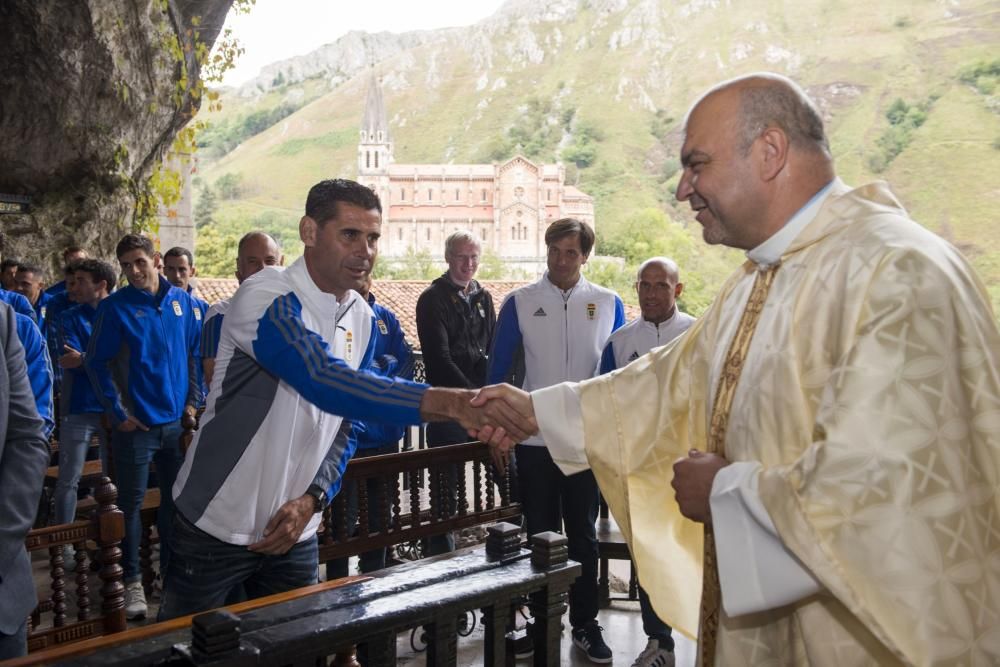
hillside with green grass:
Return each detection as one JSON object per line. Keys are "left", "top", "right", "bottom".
{"left": 191, "top": 0, "right": 1000, "bottom": 313}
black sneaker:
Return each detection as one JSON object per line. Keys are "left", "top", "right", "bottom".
{"left": 571, "top": 621, "right": 613, "bottom": 664}
{"left": 512, "top": 629, "right": 534, "bottom": 659}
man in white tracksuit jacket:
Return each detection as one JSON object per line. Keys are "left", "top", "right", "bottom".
{"left": 488, "top": 218, "right": 624, "bottom": 663}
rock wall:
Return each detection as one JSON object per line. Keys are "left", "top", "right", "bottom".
{"left": 0, "top": 0, "right": 233, "bottom": 276}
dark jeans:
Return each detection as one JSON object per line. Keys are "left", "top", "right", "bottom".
{"left": 0, "top": 620, "right": 27, "bottom": 661}
{"left": 516, "top": 444, "right": 599, "bottom": 629}
{"left": 158, "top": 512, "right": 318, "bottom": 621}
{"left": 326, "top": 442, "right": 398, "bottom": 579}
{"left": 113, "top": 420, "right": 183, "bottom": 582}
{"left": 639, "top": 584, "right": 675, "bottom": 648}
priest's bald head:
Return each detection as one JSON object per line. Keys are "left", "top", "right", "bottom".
{"left": 676, "top": 73, "right": 836, "bottom": 250}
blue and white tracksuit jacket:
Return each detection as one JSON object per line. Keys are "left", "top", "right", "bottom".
{"left": 488, "top": 273, "right": 625, "bottom": 447}
{"left": 599, "top": 310, "right": 696, "bottom": 374}
{"left": 172, "top": 258, "right": 427, "bottom": 546}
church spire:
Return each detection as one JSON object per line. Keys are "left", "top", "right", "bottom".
{"left": 361, "top": 66, "right": 390, "bottom": 145}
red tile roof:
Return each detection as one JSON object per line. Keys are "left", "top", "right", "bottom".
{"left": 194, "top": 277, "right": 639, "bottom": 350}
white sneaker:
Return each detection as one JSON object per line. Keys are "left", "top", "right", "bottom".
{"left": 125, "top": 581, "right": 147, "bottom": 620}
{"left": 631, "top": 638, "right": 675, "bottom": 667}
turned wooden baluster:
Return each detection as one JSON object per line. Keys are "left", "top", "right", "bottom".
{"left": 391, "top": 471, "right": 403, "bottom": 531}
{"left": 96, "top": 477, "right": 126, "bottom": 634}
{"left": 409, "top": 470, "right": 420, "bottom": 529}
{"left": 76, "top": 540, "right": 90, "bottom": 621}
{"left": 473, "top": 459, "right": 484, "bottom": 513}
{"left": 357, "top": 475, "right": 370, "bottom": 539}
{"left": 49, "top": 545, "right": 67, "bottom": 627}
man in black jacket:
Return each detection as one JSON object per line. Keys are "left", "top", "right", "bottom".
{"left": 416, "top": 229, "right": 496, "bottom": 554}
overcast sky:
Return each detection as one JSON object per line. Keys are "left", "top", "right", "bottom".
{"left": 218, "top": 0, "right": 507, "bottom": 86}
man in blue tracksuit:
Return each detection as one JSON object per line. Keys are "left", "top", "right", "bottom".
{"left": 15, "top": 313, "right": 53, "bottom": 438}
{"left": 13, "top": 262, "right": 52, "bottom": 334}
{"left": 327, "top": 277, "right": 414, "bottom": 579}
{"left": 488, "top": 218, "right": 625, "bottom": 664}
{"left": 599, "top": 257, "right": 694, "bottom": 667}
{"left": 44, "top": 246, "right": 88, "bottom": 298}
{"left": 54, "top": 259, "right": 116, "bottom": 527}
{"left": 163, "top": 246, "right": 209, "bottom": 402}
{"left": 85, "top": 234, "right": 201, "bottom": 621}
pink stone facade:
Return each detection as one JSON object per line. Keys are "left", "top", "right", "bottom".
{"left": 357, "top": 76, "right": 595, "bottom": 265}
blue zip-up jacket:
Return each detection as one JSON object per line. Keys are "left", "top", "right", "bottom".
{"left": 31, "top": 291, "right": 53, "bottom": 335}
{"left": 44, "top": 291, "right": 75, "bottom": 390}
{"left": 45, "top": 280, "right": 67, "bottom": 297}
{"left": 85, "top": 275, "right": 201, "bottom": 427}
{"left": 0, "top": 289, "right": 36, "bottom": 323}
{"left": 200, "top": 299, "right": 229, "bottom": 361}
{"left": 187, "top": 286, "right": 210, "bottom": 405}
{"left": 488, "top": 273, "right": 625, "bottom": 447}
{"left": 60, "top": 303, "right": 106, "bottom": 415}
{"left": 15, "top": 313, "right": 54, "bottom": 436}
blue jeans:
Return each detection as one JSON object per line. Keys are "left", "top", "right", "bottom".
{"left": 158, "top": 512, "right": 319, "bottom": 621}
{"left": 326, "top": 442, "right": 397, "bottom": 579}
{"left": 113, "top": 420, "right": 183, "bottom": 582}
{"left": 516, "top": 444, "right": 600, "bottom": 629}
{"left": 54, "top": 413, "right": 107, "bottom": 525}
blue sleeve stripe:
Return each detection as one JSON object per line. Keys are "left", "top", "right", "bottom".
{"left": 599, "top": 342, "right": 617, "bottom": 375}
{"left": 613, "top": 296, "right": 626, "bottom": 331}
{"left": 258, "top": 294, "right": 426, "bottom": 411}
{"left": 487, "top": 295, "right": 522, "bottom": 385}
{"left": 201, "top": 313, "right": 223, "bottom": 358}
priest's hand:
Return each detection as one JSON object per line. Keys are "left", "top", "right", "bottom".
{"left": 672, "top": 449, "right": 729, "bottom": 523}
{"left": 470, "top": 384, "right": 538, "bottom": 466}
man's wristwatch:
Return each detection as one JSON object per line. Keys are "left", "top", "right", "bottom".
{"left": 305, "top": 484, "right": 329, "bottom": 514}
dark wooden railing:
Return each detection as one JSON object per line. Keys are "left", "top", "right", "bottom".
{"left": 24, "top": 477, "right": 126, "bottom": 652}
{"left": 318, "top": 441, "right": 520, "bottom": 563}
{"left": 15, "top": 528, "right": 580, "bottom": 667}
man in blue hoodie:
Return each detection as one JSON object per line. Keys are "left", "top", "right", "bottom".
{"left": 55, "top": 259, "right": 116, "bottom": 526}
{"left": 85, "top": 234, "right": 201, "bottom": 621}
{"left": 326, "top": 275, "right": 414, "bottom": 579}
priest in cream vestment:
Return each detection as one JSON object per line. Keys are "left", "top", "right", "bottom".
{"left": 473, "top": 74, "right": 1000, "bottom": 666}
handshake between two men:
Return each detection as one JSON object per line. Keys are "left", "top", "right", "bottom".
{"left": 418, "top": 383, "right": 729, "bottom": 526}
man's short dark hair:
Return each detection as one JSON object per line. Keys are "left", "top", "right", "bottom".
{"left": 305, "top": 179, "right": 382, "bottom": 226}
{"left": 16, "top": 261, "right": 44, "bottom": 278}
{"left": 164, "top": 246, "right": 195, "bottom": 266}
{"left": 115, "top": 234, "right": 155, "bottom": 260}
{"left": 75, "top": 259, "right": 117, "bottom": 292}
{"left": 62, "top": 245, "right": 86, "bottom": 261}
{"left": 0, "top": 258, "right": 20, "bottom": 273}
{"left": 544, "top": 218, "right": 595, "bottom": 257}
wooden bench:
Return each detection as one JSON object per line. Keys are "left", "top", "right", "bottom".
{"left": 24, "top": 478, "right": 126, "bottom": 653}
{"left": 14, "top": 532, "right": 580, "bottom": 667}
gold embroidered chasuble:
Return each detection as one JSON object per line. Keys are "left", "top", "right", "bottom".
{"left": 573, "top": 182, "right": 1000, "bottom": 665}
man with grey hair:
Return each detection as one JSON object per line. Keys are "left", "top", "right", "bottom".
{"left": 474, "top": 73, "right": 1000, "bottom": 665}
{"left": 598, "top": 256, "right": 694, "bottom": 666}
{"left": 415, "top": 229, "right": 496, "bottom": 555}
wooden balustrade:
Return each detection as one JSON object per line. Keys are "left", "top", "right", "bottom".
{"left": 16, "top": 527, "right": 580, "bottom": 667}
{"left": 23, "top": 477, "right": 126, "bottom": 652}
{"left": 318, "top": 441, "right": 520, "bottom": 563}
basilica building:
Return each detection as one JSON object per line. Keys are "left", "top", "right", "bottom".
{"left": 357, "top": 74, "right": 594, "bottom": 272}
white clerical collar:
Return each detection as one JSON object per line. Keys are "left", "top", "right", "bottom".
{"left": 747, "top": 178, "right": 839, "bottom": 267}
